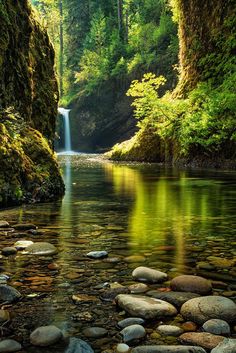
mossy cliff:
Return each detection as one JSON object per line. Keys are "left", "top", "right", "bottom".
{"left": 0, "top": 1, "right": 64, "bottom": 207}
{"left": 108, "top": 0, "right": 236, "bottom": 166}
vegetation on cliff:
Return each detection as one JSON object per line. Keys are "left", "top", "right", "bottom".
{"left": 0, "top": 0, "right": 64, "bottom": 207}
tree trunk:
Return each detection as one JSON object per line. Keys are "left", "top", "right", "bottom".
{"left": 59, "top": 0, "right": 64, "bottom": 97}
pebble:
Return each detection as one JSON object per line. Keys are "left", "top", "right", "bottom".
{"left": 170, "top": 275, "right": 212, "bottom": 295}
{"left": 116, "top": 343, "right": 130, "bottom": 353}
{"left": 211, "top": 338, "right": 236, "bottom": 353}
{"left": 121, "top": 324, "right": 146, "bottom": 343}
{"left": 132, "top": 266, "right": 168, "bottom": 283}
{"left": 179, "top": 332, "right": 224, "bottom": 350}
{"left": 14, "top": 240, "right": 34, "bottom": 250}
{"left": 129, "top": 283, "right": 149, "bottom": 294}
{"left": 86, "top": 251, "right": 108, "bottom": 259}
{"left": 181, "top": 296, "right": 236, "bottom": 324}
{"left": 82, "top": 327, "right": 108, "bottom": 338}
{"left": 23, "top": 242, "right": 57, "bottom": 255}
{"left": 30, "top": 325, "right": 63, "bottom": 346}
{"left": 64, "top": 337, "right": 94, "bottom": 353}
{"left": 118, "top": 318, "right": 145, "bottom": 329}
{"left": 0, "top": 309, "right": 10, "bottom": 323}
{"left": 157, "top": 325, "right": 183, "bottom": 336}
{"left": 181, "top": 321, "right": 198, "bottom": 332}
{"left": 1, "top": 247, "right": 17, "bottom": 256}
{"left": 202, "top": 319, "right": 230, "bottom": 335}
{"left": 116, "top": 294, "right": 177, "bottom": 319}
{"left": 147, "top": 291, "right": 200, "bottom": 308}
{"left": 131, "top": 346, "right": 207, "bottom": 352}
{"left": 0, "top": 285, "right": 21, "bottom": 303}
{"left": 0, "top": 221, "right": 10, "bottom": 228}
{"left": 0, "top": 339, "right": 22, "bottom": 352}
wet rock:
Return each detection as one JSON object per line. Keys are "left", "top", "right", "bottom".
{"left": 211, "top": 338, "right": 236, "bottom": 353}
{"left": 30, "top": 325, "right": 63, "bottom": 346}
{"left": 0, "top": 339, "right": 22, "bottom": 352}
{"left": 179, "top": 332, "right": 224, "bottom": 350}
{"left": 132, "top": 267, "right": 168, "bottom": 284}
{"left": 100, "top": 287, "right": 129, "bottom": 301}
{"left": 118, "top": 318, "right": 145, "bottom": 329}
{"left": 116, "top": 343, "right": 130, "bottom": 353}
{"left": 82, "top": 327, "right": 108, "bottom": 338}
{"left": 14, "top": 223, "right": 37, "bottom": 230}
{"left": 23, "top": 242, "right": 57, "bottom": 255}
{"left": 0, "top": 221, "right": 10, "bottom": 228}
{"left": 124, "top": 256, "right": 146, "bottom": 263}
{"left": 14, "top": 240, "right": 34, "bottom": 250}
{"left": 206, "top": 256, "right": 235, "bottom": 269}
{"left": 0, "top": 285, "right": 21, "bottom": 303}
{"left": 1, "top": 247, "right": 17, "bottom": 256}
{"left": 121, "top": 324, "right": 146, "bottom": 343}
{"left": 129, "top": 283, "right": 149, "bottom": 294}
{"left": 0, "top": 309, "right": 10, "bottom": 323}
{"left": 72, "top": 294, "right": 98, "bottom": 304}
{"left": 64, "top": 337, "right": 94, "bottom": 353}
{"left": 181, "top": 296, "right": 236, "bottom": 324}
{"left": 131, "top": 346, "right": 207, "bottom": 352}
{"left": 86, "top": 251, "right": 108, "bottom": 259}
{"left": 157, "top": 325, "right": 183, "bottom": 336}
{"left": 170, "top": 275, "right": 212, "bottom": 295}
{"left": 202, "top": 319, "right": 230, "bottom": 335}
{"left": 181, "top": 321, "right": 198, "bottom": 332}
{"left": 116, "top": 294, "right": 177, "bottom": 319}
{"left": 71, "top": 312, "right": 94, "bottom": 323}
{"left": 147, "top": 291, "right": 200, "bottom": 308}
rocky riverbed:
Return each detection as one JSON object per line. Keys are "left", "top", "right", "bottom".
{"left": 0, "top": 220, "right": 235, "bottom": 352}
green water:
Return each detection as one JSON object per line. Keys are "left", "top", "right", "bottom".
{"left": 0, "top": 154, "right": 235, "bottom": 351}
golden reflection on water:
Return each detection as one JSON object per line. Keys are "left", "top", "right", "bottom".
{"left": 104, "top": 163, "right": 220, "bottom": 271}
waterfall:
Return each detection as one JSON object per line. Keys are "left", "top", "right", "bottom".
{"left": 58, "top": 107, "right": 72, "bottom": 152}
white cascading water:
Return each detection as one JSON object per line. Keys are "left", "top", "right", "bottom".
{"left": 58, "top": 107, "right": 72, "bottom": 152}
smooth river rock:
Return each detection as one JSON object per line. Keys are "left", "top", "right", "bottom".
{"left": 179, "top": 332, "right": 224, "bottom": 350}
{"left": 23, "top": 242, "right": 57, "bottom": 255}
{"left": 86, "top": 251, "right": 108, "bottom": 259}
{"left": 1, "top": 247, "right": 17, "bottom": 256}
{"left": 0, "top": 339, "right": 22, "bottom": 352}
{"left": 30, "top": 325, "right": 63, "bottom": 346}
{"left": 202, "top": 319, "right": 230, "bottom": 335}
{"left": 14, "top": 240, "right": 34, "bottom": 250}
{"left": 116, "top": 294, "right": 177, "bottom": 319}
{"left": 82, "top": 327, "right": 108, "bottom": 338}
{"left": 170, "top": 275, "right": 212, "bottom": 295}
{"left": 131, "top": 346, "right": 207, "bottom": 353}
{"left": 157, "top": 325, "right": 183, "bottom": 336}
{"left": 129, "top": 283, "right": 149, "bottom": 294}
{"left": 121, "top": 324, "right": 146, "bottom": 342}
{"left": 132, "top": 267, "right": 168, "bottom": 283}
{"left": 116, "top": 343, "right": 130, "bottom": 353}
{"left": 118, "top": 318, "right": 145, "bottom": 329}
{"left": 211, "top": 338, "right": 236, "bottom": 353}
{"left": 147, "top": 291, "right": 200, "bottom": 308}
{"left": 0, "top": 221, "right": 10, "bottom": 228}
{"left": 0, "top": 285, "right": 21, "bottom": 303}
{"left": 64, "top": 337, "right": 94, "bottom": 353}
{"left": 181, "top": 296, "right": 236, "bottom": 324}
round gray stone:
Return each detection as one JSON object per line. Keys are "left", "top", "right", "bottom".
{"left": 86, "top": 251, "right": 108, "bottom": 259}
{"left": 64, "top": 337, "right": 94, "bottom": 353}
{"left": 211, "top": 338, "right": 236, "bottom": 353}
{"left": 170, "top": 275, "right": 212, "bottom": 295}
{"left": 0, "top": 285, "right": 21, "bottom": 303}
{"left": 82, "top": 327, "right": 108, "bottom": 338}
{"left": 116, "top": 294, "right": 177, "bottom": 319}
{"left": 132, "top": 267, "right": 168, "bottom": 284}
{"left": 157, "top": 325, "right": 183, "bottom": 336}
{"left": 181, "top": 296, "right": 236, "bottom": 324}
{"left": 203, "top": 319, "right": 230, "bottom": 335}
{"left": 0, "top": 339, "right": 22, "bottom": 352}
{"left": 23, "top": 242, "right": 57, "bottom": 255}
{"left": 30, "top": 325, "right": 63, "bottom": 346}
{"left": 131, "top": 346, "right": 207, "bottom": 353}
{"left": 147, "top": 291, "right": 200, "bottom": 308}
{"left": 121, "top": 324, "right": 146, "bottom": 343}
{"left": 118, "top": 318, "right": 145, "bottom": 329}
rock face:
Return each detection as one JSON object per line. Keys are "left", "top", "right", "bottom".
{"left": 211, "top": 338, "right": 236, "bottom": 353}
{"left": 0, "top": 285, "right": 21, "bottom": 303}
{"left": 180, "top": 296, "right": 236, "bottom": 324}
{"left": 30, "top": 325, "right": 63, "bottom": 346}
{"left": 170, "top": 275, "right": 212, "bottom": 295}
{"left": 132, "top": 267, "right": 168, "bottom": 284}
{"left": 0, "top": 0, "right": 64, "bottom": 207}
{"left": 116, "top": 294, "right": 177, "bottom": 319}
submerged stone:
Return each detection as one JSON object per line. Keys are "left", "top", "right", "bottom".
{"left": 0, "top": 339, "right": 22, "bottom": 352}
{"left": 0, "top": 285, "right": 21, "bottom": 303}
{"left": 147, "top": 291, "right": 200, "bottom": 308}
{"left": 64, "top": 337, "right": 94, "bottom": 353}
{"left": 179, "top": 332, "right": 224, "bottom": 350}
{"left": 30, "top": 325, "right": 63, "bottom": 346}
{"left": 211, "top": 338, "right": 236, "bottom": 353}
{"left": 170, "top": 275, "right": 212, "bottom": 295}
{"left": 132, "top": 266, "right": 168, "bottom": 283}
{"left": 86, "top": 251, "right": 108, "bottom": 259}
{"left": 121, "top": 324, "right": 146, "bottom": 343}
{"left": 202, "top": 319, "right": 230, "bottom": 335}
{"left": 118, "top": 318, "right": 145, "bottom": 329}
{"left": 131, "top": 346, "right": 207, "bottom": 352}
{"left": 23, "top": 242, "right": 57, "bottom": 255}
{"left": 82, "top": 327, "right": 108, "bottom": 338}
